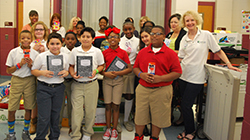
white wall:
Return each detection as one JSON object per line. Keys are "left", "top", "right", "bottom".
{"left": 0, "top": 0, "right": 16, "bottom": 28}
{"left": 23, "top": 0, "right": 50, "bottom": 28}
{"left": 171, "top": 0, "right": 198, "bottom": 15}
{"left": 231, "top": 0, "right": 250, "bottom": 34}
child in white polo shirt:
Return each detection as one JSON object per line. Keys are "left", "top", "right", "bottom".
{"left": 5, "top": 30, "right": 39, "bottom": 140}
{"left": 31, "top": 32, "right": 69, "bottom": 140}
{"left": 69, "top": 27, "right": 104, "bottom": 140}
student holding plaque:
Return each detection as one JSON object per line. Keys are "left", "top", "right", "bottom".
{"left": 68, "top": 27, "right": 104, "bottom": 140}
{"left": 31, "top": 33, "right": 69, "bottom": 140}
{"left": 101, "top": 26, "right": 132, "bottom": 140}
{"left": 133, "top": 26, "right": 182, "bottom": 140}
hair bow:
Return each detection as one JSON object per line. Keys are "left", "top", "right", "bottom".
{"left": 105, "top": 27, "right": 120, "bottom": 37}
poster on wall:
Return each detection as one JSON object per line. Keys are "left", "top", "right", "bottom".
{"left": 242, "top": 10, "right": 250, "bottom": 33}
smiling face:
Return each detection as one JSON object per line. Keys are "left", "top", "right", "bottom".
{"left": 29, "top": 14, "right": 38, "bottom": 25}
{"left": 76, "top": 24, "right": 84, "bottom": 36}
{"left": 150, "top": 28, "right": 165, "bottom": 48}
{"left": 141, "top": 31, "right": 151, "bottom": 46}
{"left": 65, "top": 34, "right": 77, "bottom": 50}
{"left": 52, "top": 17, "right": 59, "bottom": 23}
{"left": 123, "top": 24, "right": 135, "bottom": 39}
{"left": 73, "top": 18, "right": 79, "bottom": 27}
{"left": 80, "top": 31, "right": 95, "bottom": 48}
{"left": 99, "top": 19, "right": 107, "bottom": 30}
{"left": 107, "top": 32, "right": 120, "bottom": 49}
{"left": 48, "top": 38, "right": 62, "bottom": 55}
{"left": 20, "top": 33, "right": 32, "bottom": 49}
{"left": 170, "top": 17, "right": 180, "bottom": 31}
{"left": 184, "top": 15, "right": 197, "bottom": 31}
{"left": 140, "top": 19, "right": 147, "bottom": 28}
{"left": 34, "top": 24, "right": 45, "bottom": 39}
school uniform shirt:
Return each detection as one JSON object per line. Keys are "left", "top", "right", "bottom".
{"left": 50, "top": 26, "right": 66, "bottom": 38}
{"left": 6, "top": 47, "right": 39, "bottom": 78}
{"left": 102, "top": 47, "right": 130, "bottom": 71}
{"left": 30, "top": 39, "right": 48, "bottom": 52}
{"left": 68, "top": 45, "right": 104, "bottom": 82}
{"left": 31, "top": 51, "right": 69, "bottom": 84}
{"left": 178, "top": 29, "right": 221, "bottom": 84}
{"left": 133, "top": 43, "right": 182, "bottom": 87}
{"left": 119, "top": 36, "right": 139, "bottom": 64}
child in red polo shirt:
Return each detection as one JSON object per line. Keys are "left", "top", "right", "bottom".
{"left": 101, "top": 26, "right": 132, "bottom": 140}
{"left": 133, "top": 25, "right": 182, "bottom": 140}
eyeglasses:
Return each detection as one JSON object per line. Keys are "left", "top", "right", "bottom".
{"left": 107, "top": 36, "right": 119, "bottom": 39}
{"left": 35, "top": 29, "right": 44, "bottom": 32}
{"left": 150, "top": 32, "right": 163, "bottom": 36}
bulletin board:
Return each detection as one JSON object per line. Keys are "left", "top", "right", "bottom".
{"left": 242, "top": 10, "right": 250, "bottom": 33}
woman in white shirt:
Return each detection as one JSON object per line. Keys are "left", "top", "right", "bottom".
{"left": 177, "top": 10, "right": 241, "bottom": 140}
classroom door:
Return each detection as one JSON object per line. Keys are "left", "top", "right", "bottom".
{"left": 198, "top": 2, "right": 215, "bottom": 32}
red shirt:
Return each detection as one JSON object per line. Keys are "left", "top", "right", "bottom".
{"left": 102, "top": 46, "right": 130, "bottom": 71}
{"left": 133, "top": 43, "right": 182, "bottom": 87}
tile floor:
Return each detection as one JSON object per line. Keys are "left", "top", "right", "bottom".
{"left": 0, "top": 76, "right": 206, "bottom": 140}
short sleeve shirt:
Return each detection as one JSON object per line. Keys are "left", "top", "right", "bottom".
{"left": 68, "top": 46, "right": 104, "bottom": 82}
{"left": 178, "top": 29, "right": 221, "bottom": 84}
{"left": 6, "top": 47, "right": 39, "bottom": 78}
{"left": 31, "top": 51, "right": 69, "bottom": 84}
{"left": 102, "top": 47, "right": 130, "bottom": 71}
{"left": 119, "top": 36, "right": 139, "bottom": 64}
{"left": 133, "top": 43, "right": 182, "bottom": 87}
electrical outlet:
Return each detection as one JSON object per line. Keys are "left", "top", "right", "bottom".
{"left": 5, "top": 34, "right": 8, "bottom": 40}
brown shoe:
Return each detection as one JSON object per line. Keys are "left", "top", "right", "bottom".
{"left": 29, "top": 117, "right": 37, "bottom": 135}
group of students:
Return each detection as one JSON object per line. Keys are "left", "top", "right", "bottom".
{"left": 5, "top": 9, "right": 242, "bottom": 140}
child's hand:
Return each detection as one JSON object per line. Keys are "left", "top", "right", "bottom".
{"left": 33, "top": 44, "right": 41, "bottom": 51}
{"left": 20, "top": 58, "right": 27, "bottom": 67}
{"left": 25, "top": 58, "right": 33, "bottom": 68}
{"left": 104, "top": 71, "right": 117, "bottom": 79}
{"left": 71, "top": 72, "right": 83, "bottom": 79}
{"left": 140, "top": 72, "right": 154, "bottom": 83}
{"left": 42, "top": 70, "right": 54, "bottom": 78}
{"left": 38, "top": 45, "right": 45, "bottom": 53}
{"left": 58, "top": 70, "right": 69, "bottom": 78}
{"left": 88, "top": 70, "right": 97, "bottom": 79}
{"left": 150, "top": 75, "right": 163, "bottom": 84}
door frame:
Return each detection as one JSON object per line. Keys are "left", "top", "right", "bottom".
{"left": 198, "top": 2, "right": 215, "bottom": 32}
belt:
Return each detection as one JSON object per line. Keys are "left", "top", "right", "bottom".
{"left": 64, "top": 78, "right": 73, "bottom": 82}
{"left": 146, "top": 86, "right": 161, "bottom": 89}
{"left": 38, "top": 80, "right": 63, "bottom": 88}
{"left": 74, "top": 78, "right": 97, "bottom": 84}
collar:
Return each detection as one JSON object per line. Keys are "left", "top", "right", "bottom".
{"left": 147, "top": 43, "right": 166, "bottom": 53}
{"left": 107, "top": 46, "right": 121, "bottom": 52}
{"left": 77, "top": 45, "right": 95, "bottom": 53}
{"left": 18, "top": 46, "right": 31, "bottom": 53}
{"left": 185, "top": 28, "right": 201, "bottom": 42}
{"left": 122, "top": 36, "right": 135, "bottom": 42}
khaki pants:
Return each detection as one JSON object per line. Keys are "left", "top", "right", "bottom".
{"left": 71, "top": 80, "right": 99, "bottom": 140}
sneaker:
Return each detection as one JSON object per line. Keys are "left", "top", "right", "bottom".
{"left": 4, "top": 132, "right": 16, "bottom": 140}
{"left": 82, "top": 135, "right": 91, "bottom": 140}
{"left": 103, "top": 128, "right": 111, "bottom": 140}
{"left": 22, "top": 130, "right": 31, "bottom": 140}
{"left": 134, "top": 133, "right": 144, "bottom": 140}
{"left": 123, "top": 121, "right": 133, "bottom": 132}
{"left": 110, "top": 129, "right": 118, "bottom": 140}
{"left": 117, "top": 123, "right": 122, "bottom": 133}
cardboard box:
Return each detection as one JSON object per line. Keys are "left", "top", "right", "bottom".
{"left": 0, "top": 109, "right": 25, "bottom": 122}
{"left": 212, "top": 33, "right": 242, "bottom": 50}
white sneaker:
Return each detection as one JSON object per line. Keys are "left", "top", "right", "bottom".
{"left": 117, "top": 123, "right": 122, "bottom": 133}
{"left": 82, "top": 135, "right": 91, "bottom": 140}
{"left": 110, "top": 129, "right": 118, "bottom": 140}
{"left": 103, "top": 128, "right": 111, "bottom": 140}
